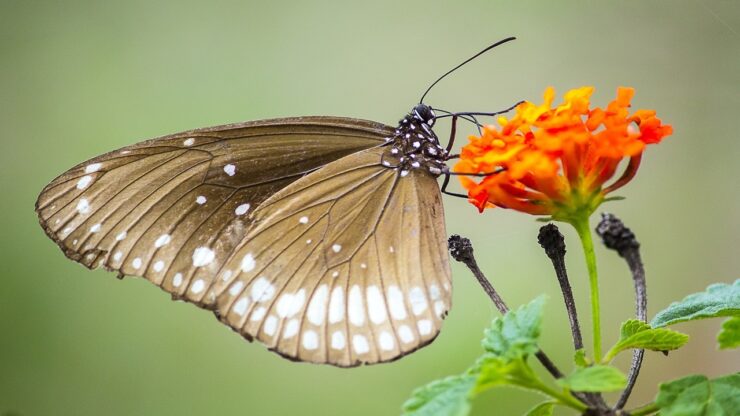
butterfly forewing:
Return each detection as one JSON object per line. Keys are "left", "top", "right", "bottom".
{"left": 36, "top": 117, "right": 392, "bottom": 307}
{"left": 214, "top": 146, "right": 452, "bottom": 367}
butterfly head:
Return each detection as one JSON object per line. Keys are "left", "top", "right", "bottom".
{"left": 412, "top": 104, "right": 436, "bottom": 127}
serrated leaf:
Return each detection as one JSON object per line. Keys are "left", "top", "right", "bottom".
{"left": 556, "top": 365, "right": 627, "bottom": 392}
{"left": 482, "top": 296, "right": 545, "bottom": 359}
{"left": 402, "top": 375, "right": 476, "bottom": 416}
{"left": 651, "top": 280, "right": 740, "bottom": 328}
{"left": 573, "top": 349, "right": 589, "bottom": 367}
{"left": 621, "top": 319, "right": 651, "bottom": 338}
{"left": 473, "top": 354, "right": 541, "bottom": 392}
{"left": 718, "top": 316, "right": 740, "bottom": 350}
{"left": 604, "top": 320, "right": 689, "bottom": 362}
{"left": 525, "top": 402, "right": 555, "bottom": 416}
{"left": 655, "top": 373, "right": 740, "bottom": 415}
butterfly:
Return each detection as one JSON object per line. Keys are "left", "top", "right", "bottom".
{"left": 35, "top": 38, "right": 516, "bottom": 367}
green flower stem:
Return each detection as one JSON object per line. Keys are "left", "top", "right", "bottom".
{"left": 629, "top": 402, "right": 659, "bottom": 416}
{"left": 529, "top": 379, "right": 588, "bottom": 412}
{"left": 572, "top": 216, "right": 602, "bottom": 363}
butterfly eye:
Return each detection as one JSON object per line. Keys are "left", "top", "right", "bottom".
{"left": 412, "top": 104, "right": 435, "bottom": 127}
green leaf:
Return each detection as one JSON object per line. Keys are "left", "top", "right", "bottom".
{"left": 525, "top": 402, "right": 555, "bottom": 416}
{"left": 718, "top": 316, "right": 740, "bottom": 350}
{"left": 655, "top": 373, "right": 740, "bottom": 415}
{"left": 651, "top": 280, "right": 740, "bottom": 328}
{"left": 402, "top": 375, "right": 477, "bottom": 416}
{"left": 604, "top": 319, "right": 689, "bottom": 362}
{"left": 474, "top": 354, "right": 541, "bottom": 392}
{"left": 573, "top": 349, "right": 589, "bottom": 367}
{"left": 556, "top": 365, "right": 627, "bottom": 392}
{"left": 482, "top": 296, "right": 545, "bottom": 359}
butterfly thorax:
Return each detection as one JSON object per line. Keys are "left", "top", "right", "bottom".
{"left": 382, "top": 106, "right": 449, "bottom": 177}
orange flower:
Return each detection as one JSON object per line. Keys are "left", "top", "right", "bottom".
{"left": 454, "top": 87, "right": 672, "bottom": 222}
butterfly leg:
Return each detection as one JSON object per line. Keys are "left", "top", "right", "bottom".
{"left": 445, "top": 114, "right": 458, "bottom": 153}
{"left": 440, "top": 172, "right": 469, "bottom": 199}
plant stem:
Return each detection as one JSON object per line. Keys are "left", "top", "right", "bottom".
{"left": 533, "top": 381, "right": 589, "bottom": 412}
{"left": 596, "top": 213, "right": 647, "bottom": 411}
{"left": 572, "top": 217, "right": 602, "bottom": 363}
{"left": 629, "top": 402, "right": 659, "bottom": 416}
{"left": 538, "top": 224, "right": 585, "bottom": 351}
{"left": 447, "top": 235, "right": 565, "bottom": 379}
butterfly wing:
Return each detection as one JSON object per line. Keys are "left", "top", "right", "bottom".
{"left": 213, "top": 146, "right": 452, "bottom": 367}
{"left": 36, "top": 117, "right": 393, "bottom": 307}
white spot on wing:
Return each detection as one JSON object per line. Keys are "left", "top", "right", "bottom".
{"left": 430, "top": 284, "right": 441, "bottom": 300}
{"left": 132, "top": 258, "right": 142, "bottom": 269}
{"left": 191, "top": 279, "right": 205, "bottom": 294}
{"left": 183, "top": 138, "right": 195, "bottom": 146}
{"left": 299, "top": 216, "right": 309, "bottom": 224}
{"left": 116, "top": 231, "right": 127, "bottom": 241}
{"left": 89, "top": 223, "right": 101, "bottom": 233}
{"left": 366, "top": 286, "right": 387, "bottom": 324}
{"left": 250, "top": 306, "right": 267, "bottom": 321}
{"left": 196, "top": 195, "right": 207, "bottom": 205}
{"left": 235, "top": 203, "right": 250, "bottom": 216}
{"left": 302, "top": 330, "right": 319, "bottom": 350}
{"left": 434, "top": 300, "right": 446, "bottom": 317}
{"left": 154, "top": 234, "right": 171, "bottom": 248}
{"left": 192, "top": 247, "right": 215, "bottom": 267}
{"left": 172, "top": 273, "right": 183, "bottom": 287}
{"left": 223, "top": 164, "right": 236, "bottom": 176}
{"left": 276, "top": 289, "right": 306, "bottom": 318}
{"left": 229, "top": 280, "right": 245, "bottom": 296}
{"left": 85, "top": 163, "right": 101, "bottom": 173}
{"left": 76, "top": 198, "right": 90, "bottom": 214}
{"left": 379, "top": 331, "right": 395, "bottom": 351}
{"left": 283, "top": 319, "right": 299, "bottom": 338}
{"left": 387, "top": 285, "right": 407, "bottom": 320}
{"left": 332, "top": 244, "right": 342, "bottom": 253}
{"left": 113, "top": 251, "right": 123, "bottom": 261}
{"left": 76, "top": 175, "right": 92, "bottom": 189}
{"left": 409, "top": 286, "right": 428, "bottom": 316}
{"left": 329, "top": 286, "right": 344, "bottom": 324}
{"left": 250, "top": 277, "right": 275, "bottom": 302}
{"left": 418, "top": 319, "right": 432, "bottom": 335}
{"left": 352, "top": 335, "right": 369, "bottom": 354}
{"left": 398, "top": 325, "right": 414, "bottom": 344}
{"left": 233, "top": 297, "right": 249, "bottom": 315}
{"left": 306, "top": 284, "right": 328, "bottom": 325}
{"left": 263, "top": 315, "right": 278, "bottom": 336}
{"left": 331, "top": 331, "right": 345, "bottom": 350}
{"left": 241, "top": 253, "right": 255, "bottom": 272}
{"left": 348, "top": 285, "right": 365, "bottom": 326}
{"left": 153, "top": 260, "right": 165, "bottom": 272}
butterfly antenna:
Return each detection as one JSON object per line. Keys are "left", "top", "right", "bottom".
{"left": 419, "top": 36, "right": 517, "bottom": 104}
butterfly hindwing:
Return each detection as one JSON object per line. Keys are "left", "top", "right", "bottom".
{"left": 36, "top": 117, "right": 392, "bottom": 307}
{"left": 213, "top": 146, "right": 452, "bottom": 367}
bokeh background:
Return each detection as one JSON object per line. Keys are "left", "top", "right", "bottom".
{"left": 1, "top": 1, "right": 738, "bottom": 415}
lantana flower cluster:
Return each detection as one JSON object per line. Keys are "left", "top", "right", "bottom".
{"left": 454, "top": 87, "right": 673, "bottom": 222}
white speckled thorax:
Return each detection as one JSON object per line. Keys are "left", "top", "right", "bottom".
{"left": 382, "top": 106, "right": 449, "bottom": 177}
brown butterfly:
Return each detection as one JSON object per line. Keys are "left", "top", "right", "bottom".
{"left": 35, "top": 38, "right": 516, "bottom": 367}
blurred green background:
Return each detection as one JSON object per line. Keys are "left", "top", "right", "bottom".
{"left": 1, "top": 1, "right": 738, "bottom": 415}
